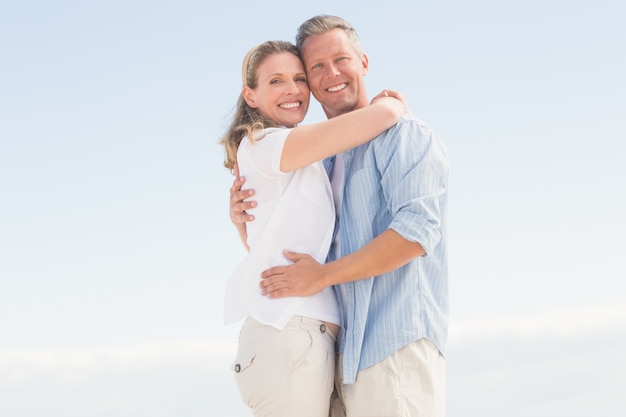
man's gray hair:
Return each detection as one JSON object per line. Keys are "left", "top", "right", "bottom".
{"left": 296, "top": 15, "right": 363, "bottom": 56}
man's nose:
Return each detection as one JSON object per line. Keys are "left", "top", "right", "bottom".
{"left": 324, "top": 63, "right": 341, "bottom": 78}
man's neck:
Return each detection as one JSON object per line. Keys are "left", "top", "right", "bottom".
{"left": 323, "top": 101, "right": 369, "bottom": 119}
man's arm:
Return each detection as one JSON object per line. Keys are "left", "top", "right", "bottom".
{"left": 260, "top": 117, "right": 445, "bottom": 298}
{"left": 259, "top": 229, "right": 425, "bottom": 298}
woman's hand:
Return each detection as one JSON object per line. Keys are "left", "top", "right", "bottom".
{"left": 371, "top": 89, "right": 412, "bottom": 115}
{"left": 229, "top": 163, "right": 256, "bottom": 224}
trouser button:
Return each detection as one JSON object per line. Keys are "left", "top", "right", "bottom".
{"left": 320, "top": 323, "right": 326, "bottom": 333}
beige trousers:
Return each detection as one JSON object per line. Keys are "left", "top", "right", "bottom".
{"left": 231, "top": 316, "right": 336, "bottom": 417}
{"left": 331, "top": 338, "right": 446, "bottom": 417}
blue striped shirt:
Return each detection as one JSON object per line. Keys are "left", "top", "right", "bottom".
{"left": 326, "top": 114, "right": 449, "bottom": 384}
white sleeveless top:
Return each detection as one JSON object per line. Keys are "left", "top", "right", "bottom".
{"left": 223, "top": 127, "right": 340, "bottom": 329}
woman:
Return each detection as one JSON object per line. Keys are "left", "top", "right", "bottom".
{"left": 219, "top": 40, "right": 404, "bottom": 417}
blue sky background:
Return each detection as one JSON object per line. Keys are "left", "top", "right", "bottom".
{"left": 1, "top": 1, "right": 625, "bottom": 416}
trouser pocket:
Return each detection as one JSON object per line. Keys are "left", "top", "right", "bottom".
{"left": 231, "top": 353, "right": 255, "bottom": 374}
{"left": 231, "top": 317, "right": 337, "bottom": 416}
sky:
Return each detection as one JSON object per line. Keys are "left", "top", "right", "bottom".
{"left": 1, "top": 0, "right": 625, "bottom": 416}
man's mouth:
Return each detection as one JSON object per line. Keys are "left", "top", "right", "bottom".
{"left": 327, "top": 83, "right": 348, "bottom": 93}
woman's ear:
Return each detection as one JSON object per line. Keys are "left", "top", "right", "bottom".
{"left": 242, "top": 86, "right": 257, "bottom": 108}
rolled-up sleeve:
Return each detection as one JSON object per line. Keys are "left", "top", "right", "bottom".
{"left": 375, "top": 116, "right": 449, "bottom": 255}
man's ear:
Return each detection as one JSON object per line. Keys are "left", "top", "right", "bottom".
{"left": 361, "top": 53, "right": 369, "bottom": 76}
{"left": 242, "top": 86, "right": 258, "bottom": 108}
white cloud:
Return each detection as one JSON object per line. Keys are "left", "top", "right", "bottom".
{"left": 0, "top": 338, "right": 236, "bottom": 389}
{"left": 0, "top": 338, "right": 246, "bottom": 417}
{"left": 447, "top": 303, "right": 626, "bottom": 417}
{"left": 449, "top": 302, "right": 626, "bottom": 344}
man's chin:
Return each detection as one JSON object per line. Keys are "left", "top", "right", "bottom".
{"left": 321, "top": 98, "right": 357, "bottom": 118}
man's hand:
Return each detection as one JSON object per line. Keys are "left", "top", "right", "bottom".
{"left": 260, "top": 230, "right": 425, "bottom": 296}
{"left": 230, "top": 163, "right": 256, "bottom": 224}
{"left": 260, "top": 251, "right": 328, "bottom": 298}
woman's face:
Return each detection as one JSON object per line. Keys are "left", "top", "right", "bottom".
{"left": 244, "top": 52, "right": 310, "bottom": 127}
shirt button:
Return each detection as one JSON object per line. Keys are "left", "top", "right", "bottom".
{"left": 320, "top": 323, "right": 326, "bottom": 333}
{"left": 234, "top": 364, "right": 241, "bottom": 373}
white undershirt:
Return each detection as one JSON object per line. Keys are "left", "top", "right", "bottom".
{"left": 329, "top": 153, "right": 345, "bottom": 260}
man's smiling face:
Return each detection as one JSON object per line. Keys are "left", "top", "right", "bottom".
{"left": 301, "top": 28, "right": 370, "bottom": 119}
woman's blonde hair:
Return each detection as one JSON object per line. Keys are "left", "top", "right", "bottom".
{"left": 219, "top": 41, "right": 300, "bottom": 172}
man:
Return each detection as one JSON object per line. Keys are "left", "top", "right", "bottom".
{"left": 229, "top": 15, "right": 449, "bottom": 417}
